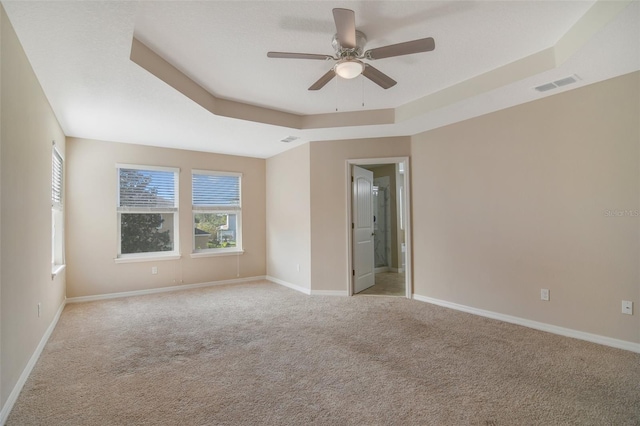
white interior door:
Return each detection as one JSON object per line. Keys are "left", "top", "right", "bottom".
{"left": 352, "top": 166, "right": 375, "bottom": 293}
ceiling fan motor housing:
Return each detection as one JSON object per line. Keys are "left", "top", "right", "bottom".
{"left": 332, "top": 30, "right": 367, "bottom": 58}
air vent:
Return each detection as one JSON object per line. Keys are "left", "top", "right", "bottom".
{"left": 553, "top": 76, "right": 577, "bottom": 87}
{"left": 534, "top": 83, "right": 557, "bottom": 92}
{"left": 280, "top": 136, "right": 299, "bottom": 143}
{"left": 534, "top": 74, "right": 581, "bottom": 93}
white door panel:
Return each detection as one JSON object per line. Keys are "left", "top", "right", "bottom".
{"left": 353, "top": 166, "right": 375, "bottom": 293}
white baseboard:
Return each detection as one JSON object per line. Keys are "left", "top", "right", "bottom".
{"left": 265, "top": 277, "right": 347, "bottom": 296}
{"left": 66, "top": 276, "right": 267, "bottom": 303}
{"left": 412, "top": 294, "right": 640, "bottom": 354}
{"left": 0, "top": 299, "right": 66, "bottom": 425}
{"left": 266, "top": 276, "right": 311, "bottom": 295}
{"left": 311, "top": 290, "right": 349, "bottom": 296}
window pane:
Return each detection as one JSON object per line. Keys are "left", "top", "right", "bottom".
{"left": 192, "top": 174, "right": 240, "bottom": 208}
{"left": 52, "top": 208, "right": 64, "bottom": 265}
{"left": 194, "top": 213, "right": 237, "bottom": 250}
{"left": 119, "top": 169, "right": 175, "bottom": 208}
{"left": 121, "top": 213, "right": 174, "bottom": 254}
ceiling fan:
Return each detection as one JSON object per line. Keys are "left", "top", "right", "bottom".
{"left": 267, "top": 8, "right": 435, "bottom": 91}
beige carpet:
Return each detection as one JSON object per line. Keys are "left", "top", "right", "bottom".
{"left": 8, "top": 281, "right": 640, "bottom": 425}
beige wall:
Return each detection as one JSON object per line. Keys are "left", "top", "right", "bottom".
{"left": 309, "top": 137, "right": 411, "bottom": 292}
{"left": 411, "top": 71, "right": 640, "bottom": 343}
{"left": 1, "top": 6, "right": 66, "bottom": 408}
{"left": 266, "top": 144, "right": 311, "bottom": 289}
{"left": 65, "top": 138, "right": 266, "bottom": 298}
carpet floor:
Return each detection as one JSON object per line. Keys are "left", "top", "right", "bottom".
{"left": 7, "top": 281, "right": 640, "bottom": 425}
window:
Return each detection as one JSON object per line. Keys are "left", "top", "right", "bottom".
{"left": 52, "top": 146, "right": 65, "bottom": 275}
{"left": 192, "top": 170, "right": 242, "bottom": 255}
{"left": 117, "top": 164, "right": 179, "bottom": 260}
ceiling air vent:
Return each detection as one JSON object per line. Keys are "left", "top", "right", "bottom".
{"left": 534, "top": 74, "right": 581, "bottom": 93}
{"left": 280, "top": 136, "right": 299, "bottom": 143}
{"left": 554, "top": 76, "right": 578, "bottom": 87}
{"left": 534, "top": 83, "right": 557, "bottom": 92}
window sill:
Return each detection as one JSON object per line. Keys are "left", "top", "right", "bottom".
{"left": 114, "top": 253, "right": 182, "bottom": 264}
{"left": 51, "top": 264, "right": 66, "bottom": 279}
{"left": 190, "top": 249, "right": 244, "bottom": 259}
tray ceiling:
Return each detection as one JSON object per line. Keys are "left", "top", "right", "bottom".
{"left": 3, "top": 0, "right": 639, "bottom": 158}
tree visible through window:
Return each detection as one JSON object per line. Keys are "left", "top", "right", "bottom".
{"left": 117, "top": 165, "right": 179, "bottom": 257}
{"left": 192, "top": 171, "right": 242, "bottom": 253}
{"left": 121, "top": 213, "right": 173, "bottom": 253}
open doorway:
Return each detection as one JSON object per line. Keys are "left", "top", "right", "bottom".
{"left": 346, "top": 158, "right": 411, "bottom": 298}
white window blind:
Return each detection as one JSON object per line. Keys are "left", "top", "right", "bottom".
{"left": 192, "top": 172, "right": 241, "bottom": 211}
{"left": 116, "top": 165, "right": 179, "bottom": 258}
{"left": 119, "top": 168, "right": 177, "bottom": 211}
{"left": 52, "top": 148, "right": 63, "bottom": 208}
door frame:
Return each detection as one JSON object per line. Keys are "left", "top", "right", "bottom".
{"left": 345, "top": 157, "right": 412, "bottom": 298}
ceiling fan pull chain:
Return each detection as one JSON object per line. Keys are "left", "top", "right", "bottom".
{"left": 362, "top": 74, "right": 365, "bottom": 108}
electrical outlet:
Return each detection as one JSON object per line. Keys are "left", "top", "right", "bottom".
{"left": 622, "top": 300, "right": 633, "bottom": 315}
{"left": 540, "top": 289, "right": 550, "bottom": 301}
{"left": 37, "top": 303, "right": 41, "bottom": 318}
{"left": 296, "top": 264, "right": 300, "bottom": 272}
{"left": 151, "top": 266, "right": 158, "bottom": 275}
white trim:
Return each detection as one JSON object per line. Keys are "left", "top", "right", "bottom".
{"left": 265, "top": 276, "right": 347, "bottom": 297}
{"left": 192, "top": 206, "right": 241, "bottom": 212}
{"left": 191, "top": 171, "right": 243, "bottom": 253}
{"left": 412, "top": 294, "right": 640, "bottom": 354}
{"left": 346, "top": 157, "right": 409, "bottom": 166}
{"left": 51, "top": 263, "right": 66, "bottom": 279}
{"left": 0, "top": 300, "right": 66, "bottom": 425}
{"left": 401, "top": 159, "right": 412, "bottom": 299}
{"left": 191, "top": 249, "right": 244, "bottom": 258}
{"left": 117, "top": 164, "right": 180, "bottom": 258}
{"left": 115, "top": 163, "right": 180, "bottom": 173}
{"left": 266, "top": 276, "right": 312, "bottom": 295}
{"left": 114, "top": 253, "right": 181, "bottom": 263}
{"left": 346, "top": 157, "right": 412, "bottom": 299}
{"left": 66, "top": 276, "right": 266, "bottom": 303}
{"left": 192, "top": 169, "right": 242, "bottom": 178}
{"left": 117, "top": 207, "right": 178, "bottom": 213}
{"left": 311, "top": 290, "right": 349, "bottom": 297}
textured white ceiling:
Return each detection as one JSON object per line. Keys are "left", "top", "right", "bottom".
{"left": 133, "top": 1, "right": 592, "bottom": 114}
{"left": 2, "top": 1, "right": 639, "bottom": 158}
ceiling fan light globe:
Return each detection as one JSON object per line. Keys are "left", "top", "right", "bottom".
{"left": 335, "top": 60, "right": 364, "bottom": 79}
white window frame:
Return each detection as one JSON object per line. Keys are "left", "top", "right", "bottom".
{"left": 115, "top": 163, "right": 180, "bottom": 263}
{"left": 51, "top": 145, "right": 65, "bottom": 277}
{"left": 191, "top": 170, "right": 243, "bottom": 258}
